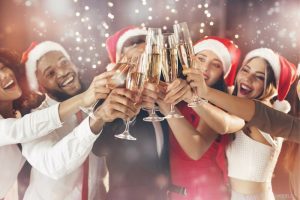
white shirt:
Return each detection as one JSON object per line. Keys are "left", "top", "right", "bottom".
{"left": 22, "top": 95, "right": 107, "bottom": 200}
{"left": 0, "top": 104, "right": 62, "bottom": 198}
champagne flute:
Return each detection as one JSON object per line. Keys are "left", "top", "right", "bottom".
{"left": 173, "top": 22, "right": 208, "bottom": 107}
{"left": 114, "top": 55, "right": 146, "bottom": 140}
{"left": 80, "top": 56, "right": 130, "bottom": 118}
{"left": 162, "top": 33, "right": 184, "bottom": 119}
{"left": 143, "top": 28, "right": 165, "bottom": 122}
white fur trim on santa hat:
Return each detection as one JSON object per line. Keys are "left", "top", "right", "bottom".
{"left": 297, "top": 63, "right": 300, "bottom": 76}
{"left": 273, "top": 99, "right": 291, "bottom": 113}
{"left": 194, "top": 39, "right": 231, "bottom": 77}
{"left": 243, "top": 48, "right": 280, "bottom": 87}
{"left": 115, "top": 28, "right": 147, "bottom": 62}
{"left": 25, "top": 41, "right": 70, "bottom": 92}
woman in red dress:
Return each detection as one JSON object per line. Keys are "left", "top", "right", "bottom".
{"left": 158, "top": 37, "right": 241, "bottom": 200}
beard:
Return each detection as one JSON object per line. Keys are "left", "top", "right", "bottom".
{"left": 44, "top": 79, "right": 85, "bottom": 102}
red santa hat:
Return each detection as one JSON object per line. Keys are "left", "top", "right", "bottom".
{"left": 105, "top": 26, "right": 147, "bottom": 69}
{"left": 243, "top": 48, "right": 297, "bottom": 101}
{"left": 21, "top": 41, "right": 70, "bottom": 92}
{"left": 193, "top": 36, "right": 241, "bottom": 86}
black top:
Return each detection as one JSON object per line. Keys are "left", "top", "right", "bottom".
{"left": 92, "top": 110, "right": 169, "bottom": 200}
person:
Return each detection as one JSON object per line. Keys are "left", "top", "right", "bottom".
{"left": 0, "top": 48, "right": 107, "bottom": 199}
{"left": 20, "top": 41, "right": 138, "bottom": 200}
{"left": 92, "top": 26, "right": 170, "bottom": 200}
{"left": 184, "top": 48, "right": 297, "bottom": 199}
{"left": 284, "top": 74, "right": 300, "bottom": 200}
{"left": 159, "top": 36, "right": 241, "bottom": 200}
{"left": 185, "top": 53, "right": 299, "bottom": 143}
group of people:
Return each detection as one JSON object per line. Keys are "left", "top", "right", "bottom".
{"left": 0, "top": 25, "right": 299, "bottom": 200}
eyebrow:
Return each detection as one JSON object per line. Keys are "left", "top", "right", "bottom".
{"left": 244, "top": 65, "right": 265, "bottom": 76}
{"left": 42, "top": 56, "right": 66, "bottom": 76}
{"left": 256, "top": 71, "right": 265, "bottom": 76}
{"left": 197, "top": 53, "right": 207, "bottom": 57}
{"left": 43, "top": 66, "right": 52, "bottom": 76}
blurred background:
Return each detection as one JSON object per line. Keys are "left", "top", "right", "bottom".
{"left": 0, "top": 0, "right": 299, "bottom": 198}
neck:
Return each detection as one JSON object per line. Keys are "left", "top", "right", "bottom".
{"left": 0, "top": 100, "right": 14, "bottom": 118}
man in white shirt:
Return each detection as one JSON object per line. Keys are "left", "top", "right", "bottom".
{"left": 0, "top": 47, "right": 115, "bottom": 199}
{"left": 21, "top": 41, "right": 139, "bottom": 200}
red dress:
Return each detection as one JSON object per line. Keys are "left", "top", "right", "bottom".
{"left": 170, "top": 102, "right": 230, "bottom": 200}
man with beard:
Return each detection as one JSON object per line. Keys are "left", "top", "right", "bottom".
{"left": 21, "top": 41, "right": 139, "bottom": 200}
{"left": 92, "top": 26, "right": 186, "bottom": 200}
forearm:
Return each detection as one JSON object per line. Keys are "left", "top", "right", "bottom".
{"left": 205, "top": 87, "right": 255, "bottom": 122}
{"left": 58, "top": 93, "right": 85, "bottom": 122}
{"left": 0, "top": 104, "right": 62, "bottom": 146}
{"left": 22, "top": 118, "right": 100, "bottom": 179}
{"left": 89, "top": 116, "right": 105, "bottom": 134}
{"left": 248, "top": 100, "right": 300, "bottom": 143}
{"left": 167, "top": 108, "right": 215, "bottom": 160}
{"left": 193, "top": 103, "right": 245, "bottom": 134}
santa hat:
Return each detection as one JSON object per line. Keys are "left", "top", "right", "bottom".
{"left": 21, "top": 41, "right": 70, "bottom": 92}
{"left": 243, "top": 48, "right": 297, "bottom": 101}
{"left": 193, "top": 36, "right": 241, "bottom": 86}
{"left": 105, "top": 26, "right": 147, "bottom": 64}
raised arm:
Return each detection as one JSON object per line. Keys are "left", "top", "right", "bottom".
{"left": 22, "top": 88, "right": 139, "bottom": 179}
{"left": 183, "top": 67, "right": 300, "bottom": 143}
{"left": 0, "top": 71, "right": 114, "bottom": 146}
{"left": 157, "top": 79, "right": 217, "bottom": 160}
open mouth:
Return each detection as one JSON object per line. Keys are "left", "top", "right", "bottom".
{"left": 239, "top": 83, "right": 252, "bottom": 95}
{"left": 60, "top": 75, "right": 75, "bottom": 88}
{"left": 3, "top": 80, "right": 15, "bottom": 90}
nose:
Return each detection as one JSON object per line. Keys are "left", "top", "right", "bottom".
{"left": 201, "top": 62, "right": 209, "bottom": 72}
{"left": 56, "top": 64, "right": 69, "bottom": 79}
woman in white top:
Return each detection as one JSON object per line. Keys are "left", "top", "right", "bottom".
{"left": 183, "top": 48, "right": 297, "bottom": 199}
{"left": 0, "top": 48, "right": 112, "bottom": 199}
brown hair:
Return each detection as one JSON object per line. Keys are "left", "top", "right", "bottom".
{"left": 233, "top": 57, "right": 277, "bottom": 102}
{"left": 0, "top": 48, "right": 43, "bottom": 115}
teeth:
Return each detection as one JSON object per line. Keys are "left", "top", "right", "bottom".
{"left": 62, "top": 76, "right": 74, "bottom": 87}
{"left": 3, "top": 80, "right": 14, "bottom": 89}
{"left": 241, "top": 84, "right": 251, "bottom": 91}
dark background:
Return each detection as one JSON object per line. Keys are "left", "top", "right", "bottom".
{"left": 1, "top": 0, "right": 299, "bottom": 198}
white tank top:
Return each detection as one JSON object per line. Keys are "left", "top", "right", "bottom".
{"left": 226, "top": 130, "right": 283, "bottom": 182}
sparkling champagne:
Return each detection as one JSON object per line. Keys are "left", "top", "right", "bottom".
{"left": 126, "top": 72, "right": 146, "bottom": 103}
{"left": 146, "top": 53, "right": 162, "bottom": 85}
{"left": 177, "top": 42, "right": 194, "bottom": 69}
{"left": 162, "top": 48, "right": 178, "bottom": 83}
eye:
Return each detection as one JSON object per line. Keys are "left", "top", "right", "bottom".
{"left": 241, "top": 67, "right": 249, "bottom": 73}
{"left": 256, "top": 75, "right": 265, "bottom": 81}
{"left": 46, "top": 70, "right": 56, "bottom": 78}
{"left": 197, "top": 56, "right": 206, "bottom": 62}
{"left": 61, "top": 59, "right": 70, "bottom": 66}
{"left": 211, "top": 62, "right": 221, "bottom": 69}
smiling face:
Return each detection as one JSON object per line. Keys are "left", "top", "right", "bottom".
{"left": 236, "top": 57, "right": 268, "bottom": 99}
{"left": 195, "top": 50, "right": 224, "bottom": 86}
{"left": 36, "top": 51, "right": 81, "bottom": 101}
{"left": 0, "top": 62, "right": 22, "bottom": 101}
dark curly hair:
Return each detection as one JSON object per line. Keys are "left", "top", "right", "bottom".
{"left": 0, "top": 48, "right": 44, "bottom": 115}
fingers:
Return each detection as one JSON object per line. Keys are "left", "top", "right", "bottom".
{"left": 166, "top": 79, "right": 181, "bottom": 92}
{"left": 142, "top": 87, "right": 158, "bottom": 100}
{"left": 93, "top": 70, "right": 116, "bottom": 81}
{"left": 182, "top": 68, "right": 202, "bottom": 76}
{"left": 165, "top": 86, "right": 189, "bottom": 104}
{"left": 112, "top": 88, "right": 135, "bottom": 101}
{"left": 141, "top": 96, "right": 155, "bottom": 109}
{"left": 110, "top": 102, "right": 136, "bottom": 117}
